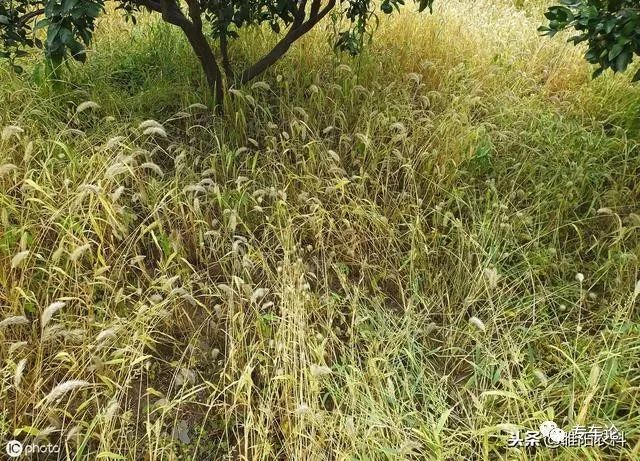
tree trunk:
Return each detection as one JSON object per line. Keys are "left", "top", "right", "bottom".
{"left": 181, "top": 25, "right": 225, "bottom": 107}
{"left": 220, "top": 33, "right": 234, "bottom": 81}
{"left": 240, "top": 0, "right": 336, "bottom": 85}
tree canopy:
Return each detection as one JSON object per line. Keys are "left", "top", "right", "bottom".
{"left": 541, "top": 0, "right": 640, "bottom": 81}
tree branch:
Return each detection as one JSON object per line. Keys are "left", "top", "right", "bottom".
{"left": 220, "top": 32, "right": 233, "bottom": 80}
{"left": 240, "top": 0, "right": 336, "bottom": 85}
{"left": 18, "top": 8, "right": 45, "bottom": 27}
{"left": 183, "top": 0, "right": 202, "bottom": 29}
{"left": 138, "top": 0, "right": 190, "bottom": 28}
{"left": 293, "top": 0, "right": 309, "bottom": 26}
{"left": 310, "top": 0, "right": 321, "bottom": 18}
{"left": 160, "top": 0, "right": 190, "bottom": 27}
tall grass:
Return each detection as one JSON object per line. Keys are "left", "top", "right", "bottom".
{"left": 0, "top": 0, "right": 638, "bottom": 459}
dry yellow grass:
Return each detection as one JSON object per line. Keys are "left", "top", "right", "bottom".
{"left": 0, "top": 0, "right": 639, "bottom": 459}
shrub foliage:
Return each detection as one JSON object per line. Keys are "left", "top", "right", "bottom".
{"left": 542, "top": 0, "right": 640, "bottom": 81}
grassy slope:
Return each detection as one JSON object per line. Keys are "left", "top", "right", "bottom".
{"left": 0, "top": 0, "right": 639, "bottom": 459}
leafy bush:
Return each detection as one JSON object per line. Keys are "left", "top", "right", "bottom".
{"left": 541, "top": 0, "right": 640, "bottom": 81}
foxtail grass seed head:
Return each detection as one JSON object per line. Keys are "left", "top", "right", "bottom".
{"left": 199, "top": 178, "right": 215, "bottom": 188}
{"left": 231, "top": 239, "right": 245, "bottom": 256}
{"left": 227, "top": 211, "right": 237, "bottom": 232}
{"left": 2, "top": 125, "right": 24, "bottom": 140}
{"left": 184, "top": 184, "right": 207, "bottom": 194}
{"left": 129, "top": 255, "right": 145, "bottom": 265}
{"left": 42, "top": 380, "right": 90, "bottom": 406}
{"left": 175, "top": 368, "right": 196, "bottom": 386}
{"left": 22, "top": 330, "right": 48, "bottom": 349}
{"left": 187, "top": 103, "right": 208, "bottom": 111}
{"left": 141, "top": 162, "right": 164, "bottom": 177}
{"left": 24, "top": 140, "right": 33, "bottom": 160}
{"left": 111, "top": 185, "right": 125, "bottom": 202}
{"left": 469, "top": 316, "right": 486, "bottom": 332}
{"left": 104, "top": 399, "right": 119, "bottom": 419}
{"left": 534, "top": 369, "right": 549, "bottom": 387}
{"left": 105, "top": 163, "right": 128, "bottom": 178}
{"left": 14, "top": 358, "right": 27, "bottom": 389}
{"left": 251, "top": 81, "right": 271, "bottom": 91}
{"left": 78, "top": 183, "right": 101, "bottom": 194}
{"left": 250, "top": 288, "right": 269, "bottom": 304}
{"left": 19, "top": 232, "right": 28, "bottom": 250}
{"left": 41, "top": 301, "right": 66, "bottom": 330}
{"left": 138, "top": 119, "right": 163, "bottom": 130}
{"left": 149, "top": 294, "right": 163, "bottom": 304}
{"left": 345, "top": 416, "right": 356, "bottom": 437}
{"left": 11, "top": 250, "right": 30, "bottom": 268}
{"left": 218, "top": 284, "right": 234, "bottom": 298}
{"left": 496, "top": 423, "right": 520, "bottom": 433}
{"left": 9, "top": 342, "right": 28, "bottom": 355}
{"left": 0, "top": 163, "right": 18, "bottom": 176}
{"left": 390, "top": 121, "right": 407, "bottom": 134}
{"left": 70, "top": 244, "right": 91, "bottom": 262}
{"left": 310, "top": 364, "right": 332, "bottom": 377}
{"left": 483, "top": 267, "right": 499, "bottom": 288}
{"left": 143, "top": 126, "right": 167, "bottom": 138}
{"left": 65, "top": 425, "right": 81, "bottom": 442}
{"left": 95, "top": 328, "right": 117, "bottom": 344}
{"left": 76, "top": 101, "right": 100, "bottom": 113}
{"left": 104, "top": 136, "right": 125, "bottom": 150}
{"left": 0, "top": 315, "right": 29, "bottom": 329}
{"left": 294, "top": 404, "right": 312, "bottom": 416}
{"left": 588, "top": 364, "right": 601, "bottom": 388}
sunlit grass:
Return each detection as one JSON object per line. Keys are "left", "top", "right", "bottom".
{"left": 0, "top": 0, "right": 638, "bottom": 459}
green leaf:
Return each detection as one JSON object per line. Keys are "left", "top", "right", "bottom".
{"left": 62, "top": 0, "right": 80, "bottom": 13}
{"left": 608, "top": 43, "right": 624, "bottom": 61}
{"left": 614, "top": 49, "right": 632, "bottom": 73}
{"left": 67, "top": 38, "right": 86, "bottom": 62}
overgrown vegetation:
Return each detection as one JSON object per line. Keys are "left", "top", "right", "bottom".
{"left": 0, "top": 0, "right": 639, "bottom": 459}
{"left": 0, "top": 0, "right": 435, "bottom": 104}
